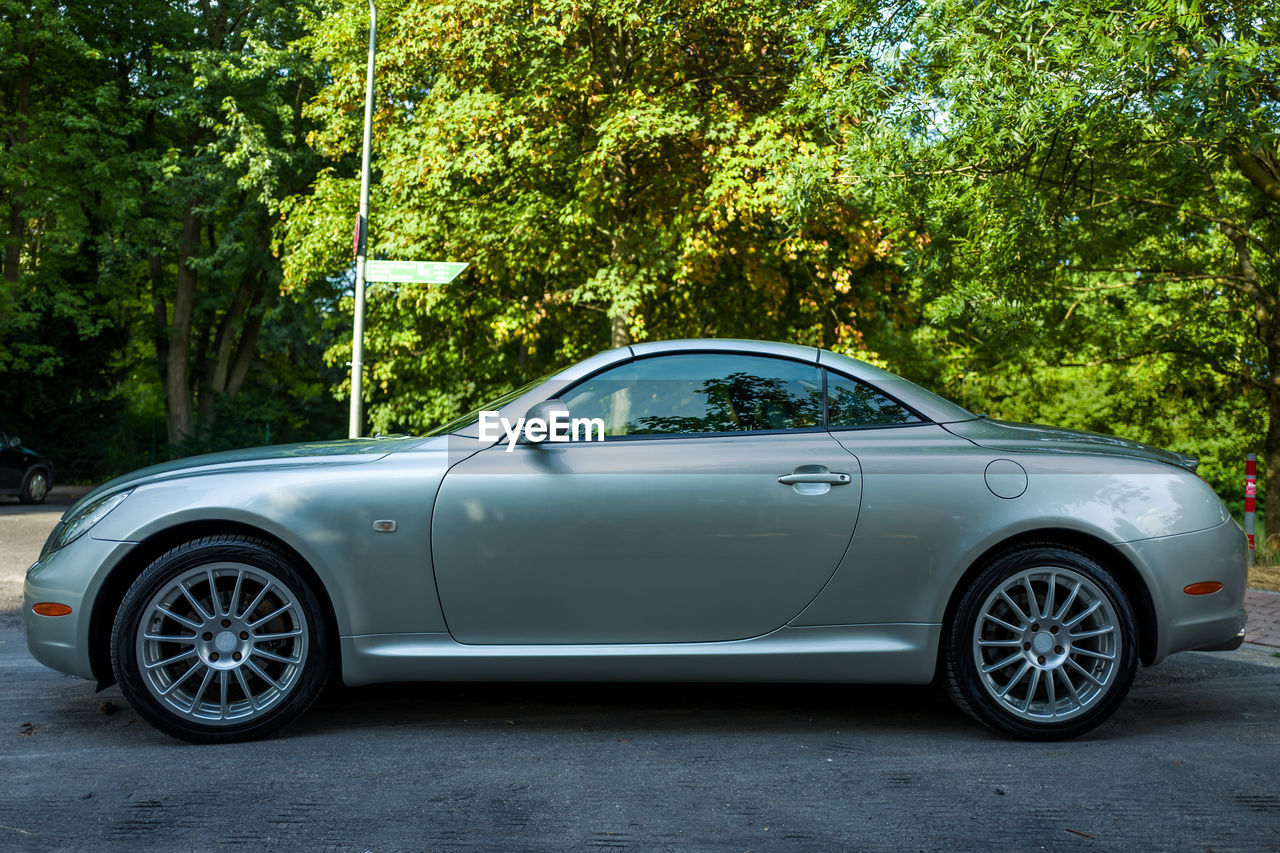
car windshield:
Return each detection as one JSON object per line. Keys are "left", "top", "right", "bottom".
{"left": 421, "top": 373, "right": 555, "bottom": 437}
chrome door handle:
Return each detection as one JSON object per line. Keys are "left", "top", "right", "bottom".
{"left": 777, "top": 472, "right": 851, "bottom": 486}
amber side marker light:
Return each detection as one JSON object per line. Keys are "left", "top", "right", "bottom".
{"left": 32, "top": 602, "right": 72, "bottom": 617}
{"left": 1183, "top": 582, "right": 1223, "bottom": 596}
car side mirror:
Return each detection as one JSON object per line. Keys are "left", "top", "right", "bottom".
{"left": 522, "top": 399, "right": 571, "bottom": 446}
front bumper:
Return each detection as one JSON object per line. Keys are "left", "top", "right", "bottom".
{"left": 23, "top": 535, "right": 134, "bottom": 681}
{"left": 1117, "top": 518, "right": 1249, "bottom": 663}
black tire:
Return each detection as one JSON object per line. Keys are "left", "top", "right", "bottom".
{"left": 942, "top": 545, "right": 1138, "bottom": 740}
{"left": 18, "top": 467, "right": 49, "bottom": 504}
{"left": 111, "top": 534, "right": 331, "bottom": 743}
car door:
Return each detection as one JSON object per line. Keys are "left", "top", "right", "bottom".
{"left": 788, "top": 368, "right": 985, "bottom": 628}
{"left": 431, "top": 352, "right": 863, "bottom": 644}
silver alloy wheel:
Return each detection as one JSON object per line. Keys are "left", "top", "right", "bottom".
{"left": 972, "top": 566, "right": 1121, "bottom": 723}
{"left": 27, "top": 471, "right": 47, "bottom": 502}
{"left": 135, "top": 562, "right": 309, "bottom": 725}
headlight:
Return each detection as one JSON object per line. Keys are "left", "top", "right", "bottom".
{"left": 44, "top": 491, "right": 132, "bottom": 556}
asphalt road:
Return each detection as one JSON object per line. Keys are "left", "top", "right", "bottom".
{"left": 2, "top": 498, "right": 1279, "bottom": 851}
{"left": 0, "top": 492, "right": 71, "bottom": 628}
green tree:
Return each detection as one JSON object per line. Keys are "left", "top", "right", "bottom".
{"left": 139, "top": 0, "right": 330, "bottom": 448}
{"left": 0, "top": 0, "right": 153, "bottom": 478}
{"left": 797, "top": 0, "right": 1280, "bottom": 535}
{"left": 1, "top": 0, "right": 343, "bottom": 474}
{"left": 282, "top": 0, "right": 906, "bottom": 434}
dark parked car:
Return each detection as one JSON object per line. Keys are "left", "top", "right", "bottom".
{"left": 0, "top": 429, "right": 54, "bottom": 504}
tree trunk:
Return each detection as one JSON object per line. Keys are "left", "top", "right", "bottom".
{"left": 213, "top": 275, "right": 255, "bottom": 388}
{"left": 166, "top": 203, "right": 201, "bottom": 450}
{"left": 604, "top": 23, "right": 634, "bottom": 349}
{"left": 1220, "top": 217, "right": 1277, "bottom": 546}
{"left": 225, "top": 307, "right": 264, "bottom": 398}
{"left": 150, "top": 252, "right": 169, "bottom": 391}
{"left": 191, "top": 322, "right": 211, "bottom": 418}
{"left": 197, "top": 271, "right": 258, "bottom": 423}
{"left": 4, "top": 188, "right": 25, "bottom": 283}
{"left": 1256, "top": 340, "right": 1279, "bottom": 548}
{"left": 2, "top": 45, "right": 31, "bottom": 283}
{"left": 608, "top": 225, "right": 631, "bottom": 348}
{"left": 610, "top": 309, "right": 630, "bottom": 348}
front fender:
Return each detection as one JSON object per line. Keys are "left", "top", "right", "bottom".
{"left": 87, "top": 451, "right": 459, "bottom": 637}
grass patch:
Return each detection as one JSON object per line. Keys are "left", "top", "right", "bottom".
{"left": 1246, "top": 526, "right": 1280, "bottom": 591}
{"left": 1249, "top": 562, "right": 1280, "bottom": 592}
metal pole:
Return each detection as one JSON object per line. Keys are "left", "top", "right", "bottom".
{"left": 349, "top": 0, "right": 377, "bottom": 439}
{"left": 1246, "top": 452, "right": 1257, "bottom": 566}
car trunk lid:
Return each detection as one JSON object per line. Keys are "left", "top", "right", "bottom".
{"left": 942, "top": 417, "right": 1199, "bottom": 472}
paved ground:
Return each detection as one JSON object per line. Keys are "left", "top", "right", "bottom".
{"left": 3, "top": 629, "right": 1279, "bottom": 851}
{"left": 2, "top": 494, "right": 1279, "bottom": 850}
{"left": 0, "top": 488, "right": 83, "bottom": 628}
{"left": 1246, "top": 588, "right": 1280, "bottom": 647}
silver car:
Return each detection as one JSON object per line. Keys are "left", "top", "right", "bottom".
{"left": 24, "top": 339, "right": 1247, "bottom": 742}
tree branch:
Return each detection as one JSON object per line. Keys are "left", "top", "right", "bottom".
{"left": 1061, "top": 348, "right": 1266, "bottom": 390}
{"left": 1233, "top": 147, "right": 1280, "bottom": 206}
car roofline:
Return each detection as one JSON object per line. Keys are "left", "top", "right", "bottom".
{"left": 450, "top": 338, "right": 976, "bottom": 440}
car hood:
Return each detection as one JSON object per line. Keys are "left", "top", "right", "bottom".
{"left": 68, "top": 436, "right": 428, "bottom": 519}
{"left": 942, "top": 418, "right": 1199, "bottom": 471}
{"left": 17, "top": 445, "right": 52, "bottom": 465}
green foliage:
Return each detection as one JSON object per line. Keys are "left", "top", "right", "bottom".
{"left": 281, "top": 0, "right": 909, "bottom": 434}
{"left": 0, "top": 0, "right": 346, "bottom": 476}
{"left": 0, "top": 295, "right": 132, "bottom": 481}
{"left": 793, "top": 0, "right": 1280, "bottom": 519}
{"left": 3, "top": 0, "right": 1276, "bottom": 517}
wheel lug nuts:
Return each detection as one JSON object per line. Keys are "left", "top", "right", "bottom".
{"left": 1031, "top": 623, "right": 1040, "bottom": 631}
{"left": 240, "top": 631, "right": 249, "bottom": 640}
{"left": 1037, "top": 655, "right": 1045, "bottom": 664}
{"left": 1055, "top": 646, "right": 1063, "bottom": 654}
{"left": 1023, "top": 642, "right": 1031, "bottom": 650}
{"left": 203, "top": 632, "right": 213, "bottom": 641}
{"left": 1050, "top": 626, "right": 1058, "bottom": 634}
{"left": 210, "top": 652, "right": 219, "bottom": 661}
{"left": 222, "top": 619, "right": 231, "bottom": 628}
{"left": 232, "top": 651, "right": 242, "bottom": 661}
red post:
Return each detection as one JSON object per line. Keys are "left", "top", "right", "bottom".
{"left": 1245, "top": 452, "right": 1257, "bottom": 566}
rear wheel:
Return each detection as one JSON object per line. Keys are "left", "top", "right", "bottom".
{"left": 111, "top": 535, "right": 331, "bottom": 743}
{"left": 943, "top": 545, "right": 1138, "bottom": 740}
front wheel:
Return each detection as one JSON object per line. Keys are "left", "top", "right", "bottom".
{"left": 19, "top": 468, "right": 48, "bottom": 504}
{"left": 943, "top": 545, "right": 1138, "bottom": 740}
{"left": 111, "top": 535, "right": 331, "bottom": 743}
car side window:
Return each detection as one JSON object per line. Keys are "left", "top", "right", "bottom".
{"left": 826, "top": 371, "right": 924, "bottom": 429}
{"left": 563, "top": 354, "right": 823, "bottom": 436}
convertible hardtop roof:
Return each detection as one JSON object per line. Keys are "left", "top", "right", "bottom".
{"left": 600, "top": 338, "right": 977, "bottom": 425}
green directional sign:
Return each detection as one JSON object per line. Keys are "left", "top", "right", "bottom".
{"left": 364, "top": 260, "right": 469, "bottom": 284}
